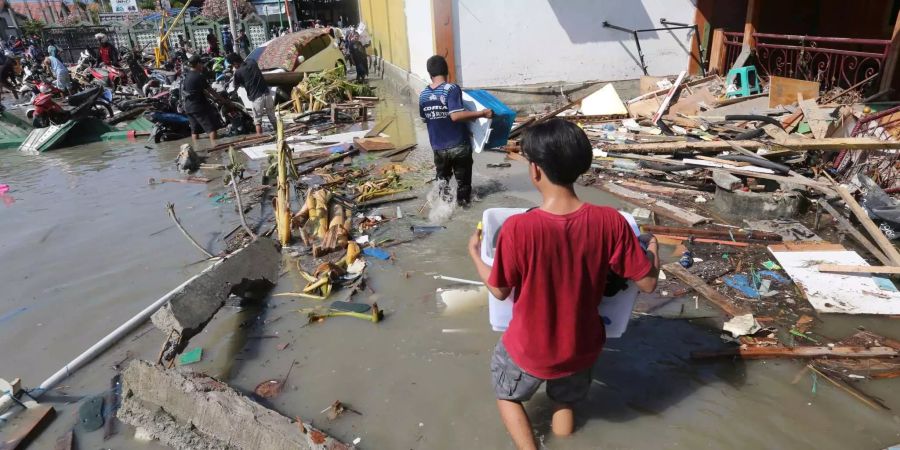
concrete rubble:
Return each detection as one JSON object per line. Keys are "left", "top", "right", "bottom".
{"left": 151, "top": 237, "right": 281, "bottom": 360}
{"left": 118, "top": 360, "right": 352, "bottom": 450}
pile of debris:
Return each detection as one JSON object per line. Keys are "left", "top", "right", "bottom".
{"left": 506, "top": 70, "right": 900, "bottom": 409}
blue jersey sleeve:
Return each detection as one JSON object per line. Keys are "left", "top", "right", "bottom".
{"left": 446, "top": 84, "right": 464, "bottom": 114}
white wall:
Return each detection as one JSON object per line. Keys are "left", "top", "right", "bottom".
{"left": 454, "top": 0, "right": 697, "bottom": 87}
{"left": 405, "top": 0, "right": 436, "bottom": 83}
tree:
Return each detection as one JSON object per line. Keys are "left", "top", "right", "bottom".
{"left": 200, "top": 0, "right": 253, "bottom": 21}
{"left": 137, "top": 0, "right": 157, "bottom": 10}
{"left": 21, "top": 19, "right": 45, "bottom": 36}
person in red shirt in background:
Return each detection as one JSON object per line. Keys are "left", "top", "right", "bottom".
{"left": 467, "top": 119, "right": 660, "bottom": 449}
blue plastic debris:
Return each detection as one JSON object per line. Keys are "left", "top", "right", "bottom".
{"left": 723, "top": 271, "right": 791, "bottom": 297}
{"left": 362, "top": 247, "right": 391, "bottom": 260}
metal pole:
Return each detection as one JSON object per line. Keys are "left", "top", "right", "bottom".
{"left": 284, "top": 0, "right": 293, "bottom": 30}
{"left": 225, "top": 0, "right": 238, "bottom": 53}
{"left": 633, "top": 31, "right": 648, "bottom": 75}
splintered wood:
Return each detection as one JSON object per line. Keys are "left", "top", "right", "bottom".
{"left": 596, "top": 182, "right": 709, "bottom": 226}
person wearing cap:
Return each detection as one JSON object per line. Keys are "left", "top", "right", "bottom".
{"left": 183, "top": 54, "right": 230, "bottom": 148}
{"left": 226, "top": 53, "right": 275, "bottom": 135}
{"left": 95, "top": 33, "right": 119, "bottom": 66}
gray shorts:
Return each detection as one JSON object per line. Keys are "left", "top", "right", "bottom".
{"left": 491, "top": 340, "right": 592, "bottom": 404}
{"left": 251, "top": 92, "right": 276, "bottom": 126}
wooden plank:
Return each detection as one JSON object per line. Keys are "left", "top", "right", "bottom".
{"left": 835, "top": 185, "right": 900, "bottom": 266}
{"left": 652, "top": 71, "right": 687, "bottom": 124}
{"left": 767, "top": 241, "right": 846, "bottom": 252}
{"left": 696, "top": 155, "right": 751, "bottom": 167}
{"left": 768, "top": 76, "right": 819, "bottom": 108}
{"left": 642, "top": 225, "right": 783, "bottom": 242}
{"left": 0, "top": 404, "right": 55, "bottom": 450}
{"left": 296, "top": 149, "right": 360, "bottom": 175}
{"left": 692, "top": 346, "right": 899, "bottom": 360}
{"left": 352, "top": 137, "right": 395, "bottom": 152}
{"left": 379, "top": 144, "right": 417, "bottom": 159}
{"left": 817, "top": 264, "right": 900, "bottom": 275}
{"left": 799, "top": 98, "right": 835, "bottom": 140}
{"left": 356, "top": 194, "right": 418, "bottom": 209}
{"left": 364, "top": 116, "right": 394, "bottom": 138}
{"left": 601, "top": 138, "right": 900, "bottom": 154}
{"left": 54, "top": 431, "right": 74, "bottom": 450}
{"left": 654, "top": 234, "right": 750, "bottom": 247}
{"left": 432, "top": 0, "right": 457, "bottom": 82}
{"left": 596, "top": 182, "right": 709, "bottom": 226}
{"left": 683, "top": 159, "right": 774, "bottom": 174}
{"left": 662, "top": 262, "right": 749, "bottom": 317}
{"left": 817, "top": 199, "right": 892, "bottom": 266}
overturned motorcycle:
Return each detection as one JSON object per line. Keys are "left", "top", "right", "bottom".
{"left": 27, "top": 85, "right": 114, "bottom": 128}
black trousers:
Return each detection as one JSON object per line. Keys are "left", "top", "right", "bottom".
{"left": 433, "top": 143, "right": 473, "bottom": 204}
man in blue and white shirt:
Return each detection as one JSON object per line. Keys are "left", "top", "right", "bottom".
{"left": 419, "top": 55, "right": 492, "bottom": 206}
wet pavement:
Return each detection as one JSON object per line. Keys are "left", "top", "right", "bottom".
{"left": 1, "top": 82, "right": 899, "bottom": 449}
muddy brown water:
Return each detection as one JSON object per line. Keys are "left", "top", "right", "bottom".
{"left": 1, "top": 83, "right": 899, "bottom": 449}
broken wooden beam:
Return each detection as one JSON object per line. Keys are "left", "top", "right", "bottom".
{"left": 654, "top": 235, "right": 750, "bottom": 247}
{"left": 662, "top": 262, "right": 749, "bottom": 317}
{"left": 817, "top": 264, "right": 900, "bottom": 275}
{"left": 601, "top": 138, "right": 900, "bottom": 154}
{"left": 691, "top": 345, "right": 900, "bottom": 360}
{"left": 1, "top": 404, "right": 55, "bottom": 450}
{"left": 834, "top": 185, "right": 900, "bottom": 266}
{"left": 817, "top": 199, "right": 892, "bottom": 266}
{"left": 641, "top": 225, "right": 783, "bottom": 242}
{"left": 296, "top": 149, "right": 360, "bottom": 175}
{"left": 364, "top": 116, "right": 394, "bottom": 138}
{"left": 595, "top": 182, "right": 709, "bottom": 226}
{"left": 356, "top": 194, "right": 418, "bottom": 209}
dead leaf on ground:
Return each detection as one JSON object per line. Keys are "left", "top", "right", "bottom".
{"left": 277, "top": 342, "right": 290, "bottom": 351}
{"left": 310, "top": 430, "right": 327, "bottom": 444}
{"left": 255, "top": 379, "right": 284, "bottom": 399}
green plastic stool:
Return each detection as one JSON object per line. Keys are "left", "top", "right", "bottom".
{"left": 725, "top": 66, "right": 761, "bottom": 98}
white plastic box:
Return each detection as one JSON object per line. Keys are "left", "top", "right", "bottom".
{"left": 480, "top": 208, "right": 643, "bottom": 338}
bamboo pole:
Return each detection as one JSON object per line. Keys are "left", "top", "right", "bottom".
{"left": 276, "top": 112, "right": 292, "bottom": 245}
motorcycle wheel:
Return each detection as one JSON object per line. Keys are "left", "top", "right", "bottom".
{"left": 92, "top": 102, "right": 114, "bottom": 119}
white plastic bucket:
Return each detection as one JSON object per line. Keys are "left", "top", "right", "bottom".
{"left": 481, "top": 208, "right": 643, "bottom": 338}
{"left": 481, "top": 208, "right": 527, "bottom": 331}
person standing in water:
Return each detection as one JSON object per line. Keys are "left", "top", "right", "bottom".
{"left": 418, "top": 55, "right": 492, "bottom": 206}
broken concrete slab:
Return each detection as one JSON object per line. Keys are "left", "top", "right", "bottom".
{"left": 151, "top": 238, "right": 281, "bottom": 353}
{"left": 713, "top": 171, "right": 743, "bottom": 191}
{"left": 118, "top": 360, "right": 351, "bottom": 450}
{"left": 714, "top": 187, "right": 805, "bottom": 220}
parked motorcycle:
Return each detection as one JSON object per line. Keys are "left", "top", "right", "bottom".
{"left": 28, "top": 85, "right": 114, "bottom": 128}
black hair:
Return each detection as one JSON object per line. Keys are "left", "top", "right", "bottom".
{"left": 521, "top": 118, "right": 592, "bottom": 185}
{"left": 225, "top": 53, "right": 243, "bottom": 65}
{"left": 426, "top": 55, "right": 449, "bottom": 78}
{"left": 188, "top": 54, "right": 202, "bottom": 67}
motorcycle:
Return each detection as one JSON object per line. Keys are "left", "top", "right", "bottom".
{"left": 145, "top": 111, "right": 192, "bottom": 143}
{"left": 28, "top": 85, "right": 114, "bottom": 128}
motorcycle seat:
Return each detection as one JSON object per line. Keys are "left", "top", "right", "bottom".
{"left": 68, "top": 86, "right": 101, "bottom": 107}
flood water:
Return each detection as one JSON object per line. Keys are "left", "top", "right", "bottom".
{"left": 1, "top": 82, "right": 899, "bottom": 449}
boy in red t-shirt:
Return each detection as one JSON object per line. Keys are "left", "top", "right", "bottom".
{"left": 468, "top": 119, "right": 660, "bottom": 449}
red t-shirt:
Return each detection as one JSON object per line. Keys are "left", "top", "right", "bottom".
{"left": 488, "top": 204, "right": 652, "bottom": 379}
